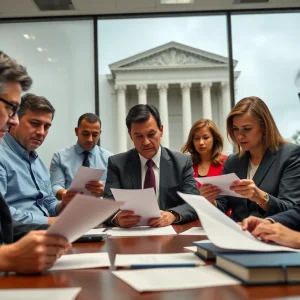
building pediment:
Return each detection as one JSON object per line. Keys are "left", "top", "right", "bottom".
{"left": 109, "top": 41, "right": 237, "bottom": 74}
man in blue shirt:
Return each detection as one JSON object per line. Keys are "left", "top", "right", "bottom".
{"left": 50, "top": 113, "right": 112, "bottom": 200}
{"left": 0, "top": 93, "right": 71, "bottom": 225}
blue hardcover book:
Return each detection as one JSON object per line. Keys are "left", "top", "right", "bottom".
{"left": 193, "top": 241, "right": 247, "bottom": 260}
{"left": 216, "top": 252, "right": 300, "bottom": 285}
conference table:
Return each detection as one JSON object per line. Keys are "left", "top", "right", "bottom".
{"left": 1, "top": 220, "right": 300, "bottom": 300}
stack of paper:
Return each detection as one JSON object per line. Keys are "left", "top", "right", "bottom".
{"left": 50, "top": 253, "right": 111, "bottom": 271}
{"left": 0, "top": 288, "right": 81, "bottom": 300}
{"left": 114, "top": 253, "right": 204, "bottom": 268}
{"left": 108, "top": 225, "right": 177, "bottom": 237}
{"left": 113, "top": 266, "right": 240, "bottom": 292}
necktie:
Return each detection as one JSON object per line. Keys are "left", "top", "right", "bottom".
{"left": 82, "top": 151, "right": 90, "bottom": 167}
{"left": 0, "top": 193, "right": 13, "bottom": 244}
{"left": 144, "top": 159, "right": 156, "bottom": 193}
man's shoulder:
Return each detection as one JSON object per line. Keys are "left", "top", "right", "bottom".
{"left": 54, "top": 144, "right": 76, "bottom": 155}
{"left": 162, "top": 147, "right": 190, "bottom": 162}
{"left": 109, "top": 149, "right": 135, "bottom": 162}
{"left": 97, "top": 146, "right": 113, "bottom": 158}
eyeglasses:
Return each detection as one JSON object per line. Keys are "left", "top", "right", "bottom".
{"left": 0, "top": 97, "right": 20, "bottom": 118}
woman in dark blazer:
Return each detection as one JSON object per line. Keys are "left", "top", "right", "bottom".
{"left": 200, "top": 96, "right": 300, "bottom": 222}
{"left": 181, "top": 119, "right": 227, "bottom": 189}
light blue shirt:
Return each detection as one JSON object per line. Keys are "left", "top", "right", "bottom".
{"left": 0, "top": 133, "right": 59, "bottom": 224}
{"left": 50, "top": 143, "right": 112, "bottom": 196}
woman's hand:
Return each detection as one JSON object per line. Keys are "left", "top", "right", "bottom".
{"left": 199, "top": 184, "right": 221, "bottom": 205}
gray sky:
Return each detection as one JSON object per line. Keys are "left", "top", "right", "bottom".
{"left": 98, "top": 13, "right": 300, "bottom": 140}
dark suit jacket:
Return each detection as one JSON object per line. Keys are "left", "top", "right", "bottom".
{"left": 271, "top": 204, "right": 300, "bottom": 231}
{"left": 216, "top": 143, "right": 300, "bottom": 222}
{"left": 104, "top": 147, "right": 199, "bottom": 224}
{"left": 0, "top": 193, "right": 48, "bottom": 244}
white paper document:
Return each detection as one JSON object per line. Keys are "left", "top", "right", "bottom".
{"left": 114, "top": 253, "right": 204, "bottom": 268}
{"left": 47, "top": 194, "right": 123, "bottom": 242}
{"left": 68, "top": 166, "right": 104, "bottom": 195}
{"left": 195, "top": 173, "right": 242, "bottom": 197}
{"left": 0, "top": 288, "right": 81, "bottom": 300}
{"left": 178, "top": 192, "right": 300, "bottom": 252}
{"left": 111, "top": 188, "right": 160, "bottom": 225}
{"left": 184, "top": 246, "right": 197, "bottom": 252}
{"left": 84, "top": 228, "right": 108, "bottom": 236}
{"left": 179, "top": 227, "right": 206, "bottom": 235}
{"left": 108, "top": 225, "right": 177, "bottom": 237}
{"left": 50, "top": 253, "right": 111, "bottom": 271}
{"left": 113, "top": 265, "right": 240, "bottom": 292}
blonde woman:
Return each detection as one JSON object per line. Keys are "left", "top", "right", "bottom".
{"left": 201, "top": 96, "right": 300, "bottom": 222}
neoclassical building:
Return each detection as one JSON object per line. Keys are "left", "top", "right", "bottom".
{"left": 100, "top": 42, "right": 240, "bottom": 154}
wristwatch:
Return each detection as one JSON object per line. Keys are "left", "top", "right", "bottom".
{"left": 258, "top": 193, "right": 269, "bottom": 206}
{"left": 168, "top": 210, "right": 181, "bottom": 223}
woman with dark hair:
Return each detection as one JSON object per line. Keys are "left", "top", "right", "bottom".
{"left": 202, "top": 96, "right": 300, "bottom": 222}
{"left": 182, "top": 119, "right": 227, "bottom": 191}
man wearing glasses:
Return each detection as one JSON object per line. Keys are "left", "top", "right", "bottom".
{"left": 0, "top": 50, "right": 69, "bottom": 274}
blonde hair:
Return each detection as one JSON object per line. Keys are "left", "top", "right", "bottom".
{"left": 227, "top": 96, "right": 286, "bottom": 155}
{"left": 181, "top": 119, "right": 224, "bottom": 165}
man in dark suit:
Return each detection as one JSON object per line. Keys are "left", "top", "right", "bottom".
{"left": 241, "top": 206, "right": 300, "bottom": 249}
{"left": 104, "top": 104, "right": 199, "bottom": 228}
{"left": 0, "top": 50, "right": 69, "bottom": 273}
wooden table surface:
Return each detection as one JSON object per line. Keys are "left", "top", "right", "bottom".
{"left": 1, "top": 220, "right": 300, "bottom": 300}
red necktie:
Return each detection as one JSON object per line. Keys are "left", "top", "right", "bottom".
{"left": 144, "top": 159, "right": 156, "bottom": 193}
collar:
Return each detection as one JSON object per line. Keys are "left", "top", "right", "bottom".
{"left": 75, "top": 142, "right": 96, "bottom": 156}
{"left": 3, "top": 133, "right": 38, "bottom": 161}
{"left": 138, "top": 146, "right": 161, "bottom": 169}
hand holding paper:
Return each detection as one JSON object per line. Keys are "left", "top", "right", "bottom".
{"left": 68, "top": 166, "right": 104, "bottom": 195}
{"left": 111, "top": 188, "right": 160, "bottom": 226}
{"left": 196, "top": 173, "right": 242, "bottom": 198}
{"left": 47, "top": 194, "right": 123, "bottom": 242}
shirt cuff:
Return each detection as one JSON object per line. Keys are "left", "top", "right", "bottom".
{"left": 52, "top": 185, "right": 64, "bottom": 197}
{"left": 111, "top": 211, "right": 121, "bottom": 226}
{"left": 266, "top": 218, "right": 276, "bottom": 224}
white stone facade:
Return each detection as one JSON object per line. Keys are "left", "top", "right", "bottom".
{"left": 100, "top": 42, "right": 240, "bottom": 155}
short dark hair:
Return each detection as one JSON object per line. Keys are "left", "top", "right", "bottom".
{"left": 0, "top": 51, "right": 32, "bottom": 93}
{"left": 77, "top": 113, "right": 101, "bottom": 128}
{"left": 126, "top": 104, "right": 161, "bottom": 130}
{"left": 18, "top": 93, "right": 55, "bottom": 120}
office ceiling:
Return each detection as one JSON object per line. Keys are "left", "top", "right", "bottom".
{"left": 0, "top": 0, "right": 299, "bottom": 19}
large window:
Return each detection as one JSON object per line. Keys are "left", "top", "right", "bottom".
{"left": 98, "top": 16, "right": 231, "bottom": 154}
{"left": 0, "top": 20, "right": 95, "bottom": 166}
{"left": 232, "top": 12, "right": 300, "bottom": 142}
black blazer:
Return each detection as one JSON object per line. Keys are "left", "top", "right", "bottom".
{"left": 0, "top": 193, "right": 48, "bottom": 244}
{"left": 104, "top": 147, "right": 199, "bottom": 224}
{"left": 216, "top": 143, "right": 300, "bottom": 222}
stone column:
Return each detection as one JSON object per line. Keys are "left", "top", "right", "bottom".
{"left": 221, "top": 81, "right": 232, "bottom": 154}
{"left": 136, "top": 84, "right": 147, "bottom": 104}
{"left": 115, "top": 84, "right": 127, "bottom": 153}
{"left": 201, "top": 82, "right": 212, "bottom": 120}
{"left": 181, "top": 82, "right": 192, "bottom": 144}
{"left": 157, "top": 84, "right": 169, "bottom": 148}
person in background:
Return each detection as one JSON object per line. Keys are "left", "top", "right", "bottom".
{"left": 0, "top": 50, "right": 69, "bottom": 274}
{"left": 181, "top": 119, "right": 227, "bottom": 190}
{"left": 200, "top": 96, "right": 300, "bottom": 222}
{"left": 104, "top": 104, "right": 199, "bottom": 228}
{"left": 0, "top": 94, "right": 73, "bottom": 225}
{"left": 50, "top": 113, "right": 112, "bottom": 200}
